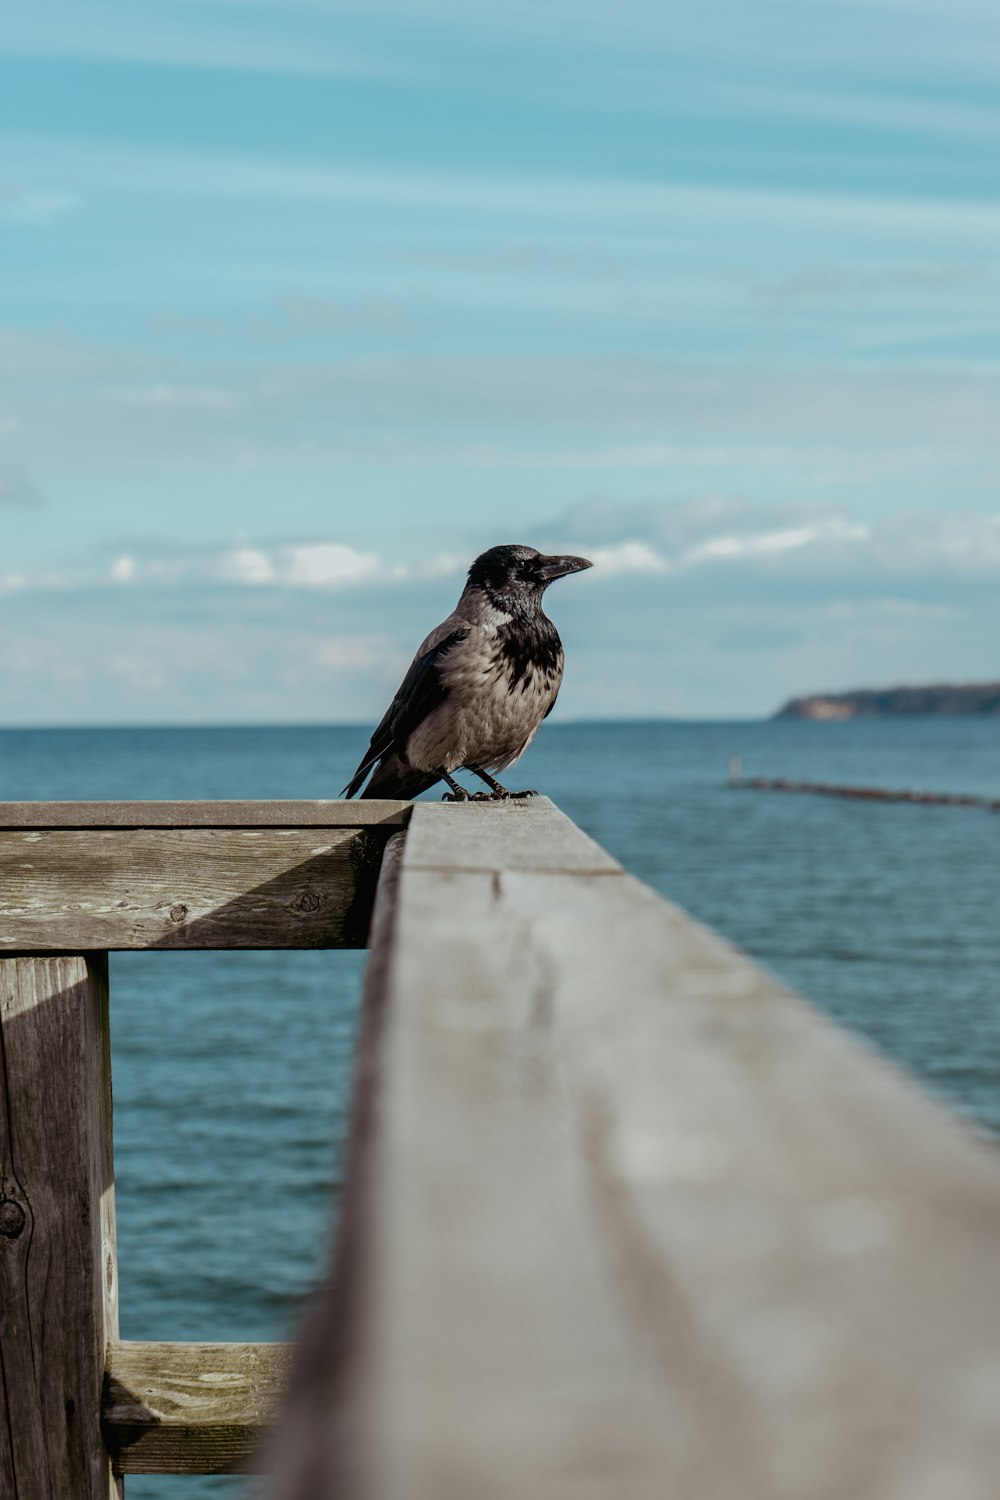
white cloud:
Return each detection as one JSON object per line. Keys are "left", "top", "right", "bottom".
{"left": 216, "top": 542, "right": 381, "bottom": 588}
{"left": 219, "top": 546, "right": 275, "bottom": 585}
{"left": 587, "top": 540, "right": 668, "bottom": 575}
{"left": 7, "top": 508, "right": 1000, "bottom": 627}
{"left": 681, "top": 519, "right": 870, "bottom": 566}
{"left": 282, "top": 543, "right": 381, "bottom": 588}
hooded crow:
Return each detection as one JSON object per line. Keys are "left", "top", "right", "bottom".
{"left": 343, "top": 543, "right": 592, "bottom": 801}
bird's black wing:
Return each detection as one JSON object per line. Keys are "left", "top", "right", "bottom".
{"left": 342, "top": 627, "right": 468, "bottom": 797}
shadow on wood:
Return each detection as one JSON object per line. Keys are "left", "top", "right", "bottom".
{"left": 102, "top": 1341, "right": 293, "bottom": 1475}
{"left": 0, "top": 828, "right": 392, "bottom": 951}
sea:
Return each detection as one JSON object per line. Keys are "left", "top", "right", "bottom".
{"left": 3, "top": 719, "right": 1000, "bottom": 1498}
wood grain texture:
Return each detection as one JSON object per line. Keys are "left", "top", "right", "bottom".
{"left": 400, "top": 795, "right": 621, "bottom": 873}
{"left": 0, "top": 827, "right": 391, "bottom": 950}
{"left": 0, "top": 800, "right": 411, "bottom": 829}
{"left": 0, "top": 956, "right": 120, "bottom": 1499}
{"left": 267, "top": 832, "right": 408, "bottom": 1495}
{"left": 103, "top": 1340, "right": 292, "bottom": 1474}
{"left": 273, "top": 801, "right": 1000, "bottom": 1500}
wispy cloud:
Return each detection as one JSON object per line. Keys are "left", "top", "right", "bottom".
{"left": 110, "top": 383, "right": 246, "bottom": 413}
{"left": 61, "top": 0, "right": 997, "bottom": 82}
{"left": 92, "top": 540, "right": 472, "bottom": 593}
{"left": 563, "top": 497, "right": 1000, "bottom": 582}
{"left": 586, "top": 540, "right": 669, "bottom": 575}
{"left": 3, "top": 0, "right": 999, "bottom": 723}
{"left": 7, "top": 504, "right": 1000, "bottom": 606}
{"left": 0, "top": 188, "right": 81, "bottom": 225}
{"left": 1, "top": 6, "right": 390, "bottom": 78}
{"left": 219, "top": 542, "right": 383, "bottom": 589}
{"left": 728, "top": 83, "right": 1000, "bottom": 141}
{"left": 312, "top": 634, "right": 390, "bottom": 673}
{"left": 679, "top": 519, "right": 869, "bottom": 567}
{"left": 6, "top": 501, "right": 1000, "bottom": 722}
{"left": 10, "top": 130, "right": 1000, "bottom": 231}
{"left": 150, "top": 298, "right": 413, "bottom": 343}
{"left": 5, "top": 329, "right": 1000, "bottom": 501}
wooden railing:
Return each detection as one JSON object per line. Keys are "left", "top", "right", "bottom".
{"left": 4, "top": 797, "right": 1000, "bottom": 1497}
{"left": 0, "top": 799, "right": 406, "bottom": 1495}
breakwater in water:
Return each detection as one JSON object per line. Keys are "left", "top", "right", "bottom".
{"left": 731, "top": 775, "right": 1000, "bottom": 811}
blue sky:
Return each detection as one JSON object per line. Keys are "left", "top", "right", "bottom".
{"left": 2, "top": 0, "right": 999, "bottom": 722}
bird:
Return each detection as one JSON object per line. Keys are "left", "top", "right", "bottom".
{"left": 343, "top": 543, "right": 593, "bottom": 801}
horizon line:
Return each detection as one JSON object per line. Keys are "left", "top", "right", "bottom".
{"left": 0, "top": 715, "right": 781, "bottom": 732}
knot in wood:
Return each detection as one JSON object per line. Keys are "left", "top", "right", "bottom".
{"left": 294, "top": 890, "right": 322, "bottom": 914}
{"left": 0, "top": 1197, "right": 26, "bottom": 1239}
{"left": 169, "top": 903, "right": 189, "bottom": 924}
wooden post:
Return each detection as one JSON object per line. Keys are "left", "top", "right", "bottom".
{"left": 0, "top": 955, "right": 120, "bottom": 1499}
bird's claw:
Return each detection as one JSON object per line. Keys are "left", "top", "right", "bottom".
{"left": 443, "top": 780, "right": 539, "bottom": 803}
{"left": 476, "top": 788, "right": 538, "bottom": 802}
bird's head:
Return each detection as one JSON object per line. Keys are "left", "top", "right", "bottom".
{"left": 466, "top": 544, "right": 592, "bottom": 612}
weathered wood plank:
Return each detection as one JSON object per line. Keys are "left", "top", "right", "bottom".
{"left": 0, "top": 956, "right": 119, "bottom": 1499}
{"left": 268, "top": 832, "right": 407, "bottom": 1493}
{"left": 400, "top": 795, "right": 621, "bottom": 873}
{"left": 273, "top": 802, "right": 1000, "bottom": 1500}
{"left": 103, "top": 1340, "right": 292, "bottom": 1475}
{"left": 0, "top": 800, "right": 411, "bottom": 829}
{"left": 0, "top": 827, "right": 390, "bottom": 949}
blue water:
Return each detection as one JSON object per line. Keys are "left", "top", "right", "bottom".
{"left": 3, "top": 720, "right": 1000, "bottom": 1497}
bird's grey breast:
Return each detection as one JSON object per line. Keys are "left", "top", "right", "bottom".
{"left": 406, "top": 609, "right": 564, "bottom": 774}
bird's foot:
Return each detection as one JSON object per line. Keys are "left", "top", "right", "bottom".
{"left": 508, "top": 789, "right": 539, "bottom": 799}
{"left": 466, "top": 769, "right": 539, "bottom": 802}
{"left": 472, "top": 788, "right": 538, "bottom": 801}
{"left": 441, "top": 788, "right": 470, "bottom": 802}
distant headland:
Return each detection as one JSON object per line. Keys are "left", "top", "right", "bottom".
{"left": 774, "top": 681, "right": 1000, "bottom": 720}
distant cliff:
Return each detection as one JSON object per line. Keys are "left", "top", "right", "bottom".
{"left": 774, "top": 682, "right": 1000, "bottom": 720}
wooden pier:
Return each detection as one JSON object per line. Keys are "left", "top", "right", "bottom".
{"left": 3, "top": 797, "right": 1000, "bottom": 1497}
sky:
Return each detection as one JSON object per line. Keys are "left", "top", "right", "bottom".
{"left": 2, "top": 0, "right": 999, "bottom": 723}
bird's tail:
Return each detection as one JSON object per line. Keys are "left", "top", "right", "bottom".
{"left": 349, "top": 752, "right": 441, "bottom": 801}
{"left": 342, "top": 760, "right": 373, "bottom": 800}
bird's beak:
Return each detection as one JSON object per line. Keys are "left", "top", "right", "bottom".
{"left": 536, "top": 554, "right": 593, "bottom": 582}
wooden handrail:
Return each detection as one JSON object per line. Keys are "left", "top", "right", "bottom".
{"left": 102, "top": 1341, "right": 292, "bottom": 1475}
{"left": 5, "top": 798, "right": 1000, "bottom": 1497}
{"left": 0, "top": 800, "right": 411, "bottom": 829}
{"left": 272, "top": 797, "right": 1000, "bottom": 1500}
{"left": 0, "top": 802, "right": 405, "bottom": 951}
{"left": 0, "top": 800, "right": 402, "bottom": 1496}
